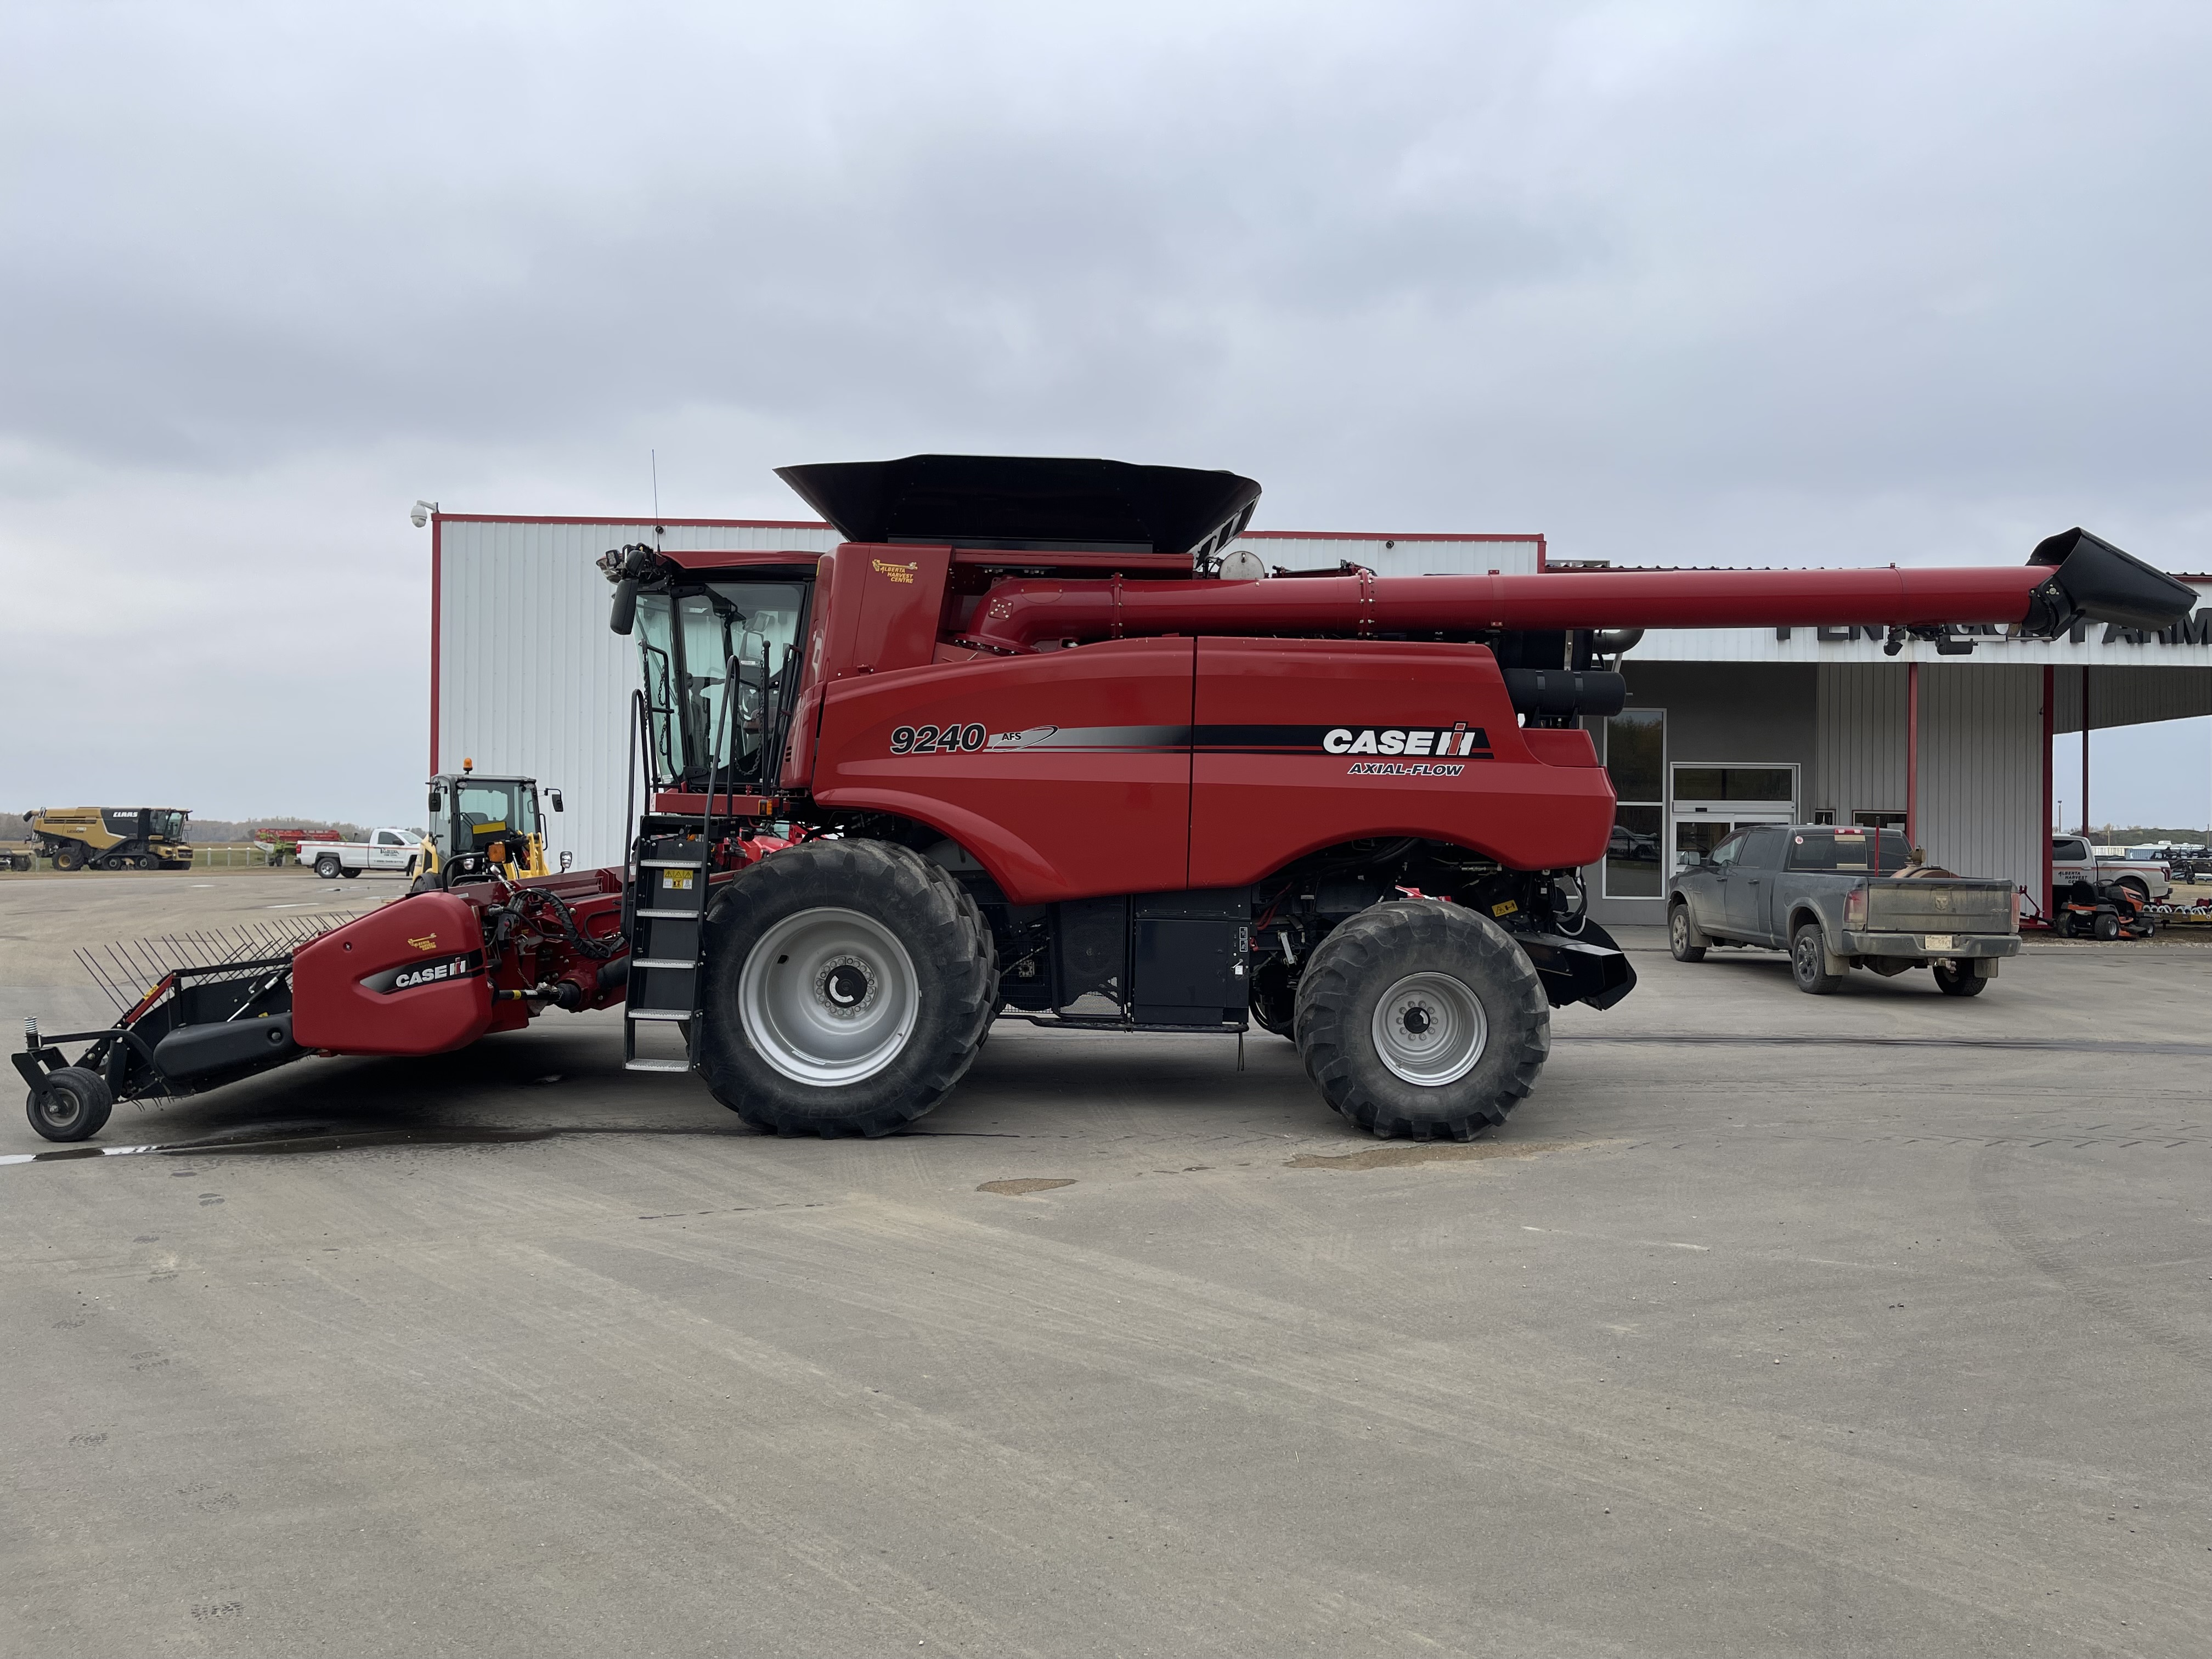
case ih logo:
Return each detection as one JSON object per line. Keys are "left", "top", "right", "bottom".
{"left": 1323, "top": 724, "right": 1491, "bottom": 758}
{"left": 362, "top": 951, "right": 486, "bottom": 994}
{"left": 871, "top": 558, "right": 918, "bottom": 584}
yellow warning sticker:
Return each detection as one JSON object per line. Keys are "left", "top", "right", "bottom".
{"left": 664, "top": 871, "right": 693, "bottom": 891}
{"left": 1491, "top": 900, "right": 1519, "bottom": 917}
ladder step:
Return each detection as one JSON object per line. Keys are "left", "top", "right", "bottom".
{"left": 630, "top": 958, "right": 696, "bottom": 970}
{"left": 623, "top": 1058, "right": 692, "bottom": 1073}
{"left": 639, "top": 859, "right": 708, "bottom": 868}
{"left": 626, "top": 1009, "right": 690, "bottom": 1022}
{"left": 635, "top": 907, "right": 705, "bottom": 919}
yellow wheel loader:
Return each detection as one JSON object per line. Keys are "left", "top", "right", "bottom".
{"left": 25, "top": 808, "right": 194, "bottom": 871}
{"left": 410, "top": 761, "right": 566, "bottom": 888}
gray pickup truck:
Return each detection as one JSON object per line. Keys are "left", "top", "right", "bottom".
{"left": 1668, "top": 824, "right": 2019, "bottom": 996}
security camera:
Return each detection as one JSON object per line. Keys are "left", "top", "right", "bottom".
{"left": 410, "top": 499, "right": 438, "bottom": 529}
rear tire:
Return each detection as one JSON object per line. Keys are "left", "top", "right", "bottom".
{"left": 1791, "top": 922, "right": 1842, "bottom": 994}
{"left": 26, "top": 1066, "right": 114, "bottom": 1142}
{"left": 696, "top": 839, "right": 996, "bottom": 1137}
{"left": 341, "top": 867, "right": 360, "bottom": 879}
{"left": 1668, "top": 902, "right": 1707, "bottom": 963}
{"left": 1294, "top": 899, "right": 1548, "bottom": 1141}
{"left": 52, "top": 844, "right": 84, "bottom": 871}
{"left": 315, "top": 855, "right": 341, "bottom": 879}
{"left": 1932, "top": 961, "right": 1987, "bottom": 997}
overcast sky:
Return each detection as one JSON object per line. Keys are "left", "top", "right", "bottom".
{"left": 2, "top": 1, "right": 2206, "bottom": 827}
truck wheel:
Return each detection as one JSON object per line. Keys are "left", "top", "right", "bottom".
{"left": 696, "top": 839, "right": 996, "bottom": 1137}
{"left": 315, "top": 855, "right": 341, "bottom": 879}
{"left": 1668, "top": 902, "right": 1707, "bottom": 963}
{"left": 1293, "top": 898, "right": 1548, "bottom": 1141}
{"left": 26, "top": 1066, "right": 114, "bottom": 1142}
{"left": 1790, "top": 922, "right": 1842, "bottom": 994}
{"left": 1932, "top": 961, "right": 1986, "bottom": 997}
{"left": 341, "top": 867, "right": 360, "bottom": 879}
{"left": 2115, "top": 877, "right": 2149, "bottom": 904}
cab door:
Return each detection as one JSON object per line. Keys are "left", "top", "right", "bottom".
{"left": 1725, "top": 826, "right": 1787, "bottom": 941}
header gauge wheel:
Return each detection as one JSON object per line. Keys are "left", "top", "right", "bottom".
{"left": 26, "top": 1066, "right": 114, "bottom": 1143}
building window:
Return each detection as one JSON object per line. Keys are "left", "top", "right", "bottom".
{"left": 1602, "top": 708, "right": 1664, "bottom": 898}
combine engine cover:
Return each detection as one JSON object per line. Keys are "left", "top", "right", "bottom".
{"left": 291, "top": 892, "right": 494, "bottom": 1056}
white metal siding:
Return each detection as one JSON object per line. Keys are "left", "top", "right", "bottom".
{"left": 435, "top": 519, "right": 836, "bottom": 871}
{"left": 1814, "top": 663, "right": 1908, "bottom": 822}
{"left": 1917, "top": 664, "right": 2044, "bottom": 898}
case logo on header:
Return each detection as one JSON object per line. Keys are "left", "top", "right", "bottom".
{"left": 362, "top": 950, "right": 487, "bottom": 995}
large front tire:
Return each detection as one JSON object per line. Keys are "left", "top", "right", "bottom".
{"left": 1293, "top": 899, "right": 1549, "bottom": 1141}
{"left": 696, "top": 840, "right": 996, "bottom": 1137}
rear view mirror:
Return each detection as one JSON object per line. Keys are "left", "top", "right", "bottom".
{"left": 427, "top": 789, "right": 443, "bottom": 815}
{"left": 608, "top": 579, "right": 638, "bottom": 636}
{"left": 547, "top": 788, "right": 564, "bottom": 812}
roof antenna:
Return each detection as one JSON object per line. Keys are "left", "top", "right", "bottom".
{"left": 651, "top": 450, "right": 663, "bottom": 549}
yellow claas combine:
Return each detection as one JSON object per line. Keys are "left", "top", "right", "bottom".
{"left": 25, "top": 808, "right": 194, "bottom": 871}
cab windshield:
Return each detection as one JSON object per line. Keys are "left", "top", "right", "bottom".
{"left": 153, "top": 811, "right": 187, "bottom": 842}
{"left": 634, "top": 580, "right": 809, "bottom": 788}
{"left": 454, "top": 780, "right": 537, "bottom": 854}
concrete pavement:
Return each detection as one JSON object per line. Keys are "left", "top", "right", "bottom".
{"left": 3, "top": 872, "right": 2205, "bottom": 1655}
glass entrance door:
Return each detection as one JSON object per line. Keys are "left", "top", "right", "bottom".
{"left": 1670, "top": 763, "right": 1798, "bottom": 878}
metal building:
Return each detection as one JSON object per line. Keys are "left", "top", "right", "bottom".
{"left": 427, "top": 511, "right": 2210, "bottom": 918}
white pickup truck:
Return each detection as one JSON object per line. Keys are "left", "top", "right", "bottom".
{"left": 2050, "top": 836, "right": 2170, "bottom": 900}
{"left": 305, "top": 827, "right": 427, "bottom": 880}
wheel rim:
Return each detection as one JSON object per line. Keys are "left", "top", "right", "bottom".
{"left": 1370, "top": 971, "right": 1487, "bottom": 1086}
{"left": 738, "top": 907, "right": 919, "bottom": 1086}
{"left": 40, "top": 1085, "right": 83, "bottom": 1131}
{"left": 1795, "top": 934, "right": 1816, "bottom": 979}
{"left": 1671, "top": 909, "right": 1688, "bottom": 951}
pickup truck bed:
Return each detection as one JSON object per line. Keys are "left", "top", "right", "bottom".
{"left": 1669, "top": 824, "right": 2020, "bottom": 995}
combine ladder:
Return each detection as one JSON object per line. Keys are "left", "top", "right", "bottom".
{"left": 622, "top": 844, "right": 710, "bottom": 1073}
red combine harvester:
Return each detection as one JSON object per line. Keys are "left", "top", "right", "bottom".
{"left": 18, "top": 455, "right": 2195, "bottom": 1144}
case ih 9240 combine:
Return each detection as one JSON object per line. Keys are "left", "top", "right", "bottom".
{"left": 18, "top": 455, "right": 2197, "bottom": 1144}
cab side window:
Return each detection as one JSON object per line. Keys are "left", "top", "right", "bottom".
{"left": 1709, "top": 834, "right": 1747, "bottom": 869}
{"left": 1740, "top": 826, "right": 1787, "bottom": 868}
